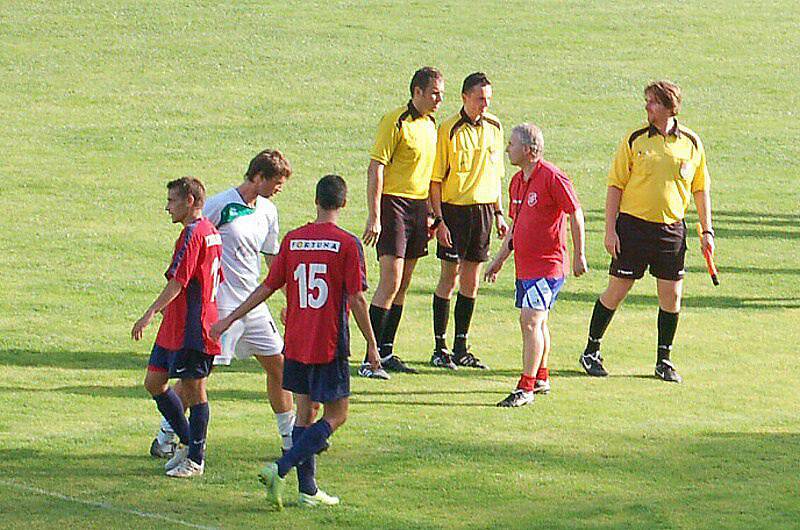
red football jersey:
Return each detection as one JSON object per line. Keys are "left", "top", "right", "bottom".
{"left": 155, "top": 217, "right": 224, "bottom": 355}
{"left": 264, "top": 222, "right": 368, "bottom": 364}
{"left": 509, "top": 160, "right": 581, "bottom": 279}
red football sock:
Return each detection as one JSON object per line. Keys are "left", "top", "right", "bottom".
{"left": 516, "top": 374, "right": 536, "bottom": 392}
{"left": 536, "top": 367, "right": 549, "bottom": 381}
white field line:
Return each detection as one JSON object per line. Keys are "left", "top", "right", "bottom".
{"left": 0, "top": 479, "right": 221, "bottom": 530}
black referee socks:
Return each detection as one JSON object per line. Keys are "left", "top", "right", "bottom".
{"left": 586, "top": 299, "right": 616, "bottom": 353}
{"left": 657, "top": 308, "right": 680, "bottom": 361}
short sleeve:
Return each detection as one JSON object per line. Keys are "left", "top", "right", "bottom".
{"left": 549, "top": 173, "right": 581, "bottom": 214}
{"left": 166, "top": 229, "right": 202, "bottom": 287}
{"left": 431, "top": 123, "right": 450, "bottom": 183}
{"left": 203, "top": 196, "right": 223, "bottom": 227}
{"left": 369, "top": 112, "right": 401, "bottom": 166}
{"left": 607, "top": 137, "right": 632, "bottom": 190}
{"left": 691, "top": 138, "right": 709, "bottom": 193}
{"left": 263, "top": 236, "right": 289, "bottom": 290}
{"left": 260, "top": 204, "right": 280, "bottom": 255}
{"left": 344, "top": 238, "right": 368, "bottom": 294}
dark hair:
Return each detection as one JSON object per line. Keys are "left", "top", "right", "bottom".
{"left": 462, "top": 72, "right": 491, "bottom": 94}
{"left": 315, "top": 174, "right": 347, "bottom": 210}
{"left": 167, "top": 176, "right": 206, "bottom": 208}
{"left": 410, "top": 66, "right": 443, "bottom": 97}
{"left": 245, "top": 149, "right": 292, "bottom": 181}
{"left": 645, "top": 80, "right": 682, "bottom": 116}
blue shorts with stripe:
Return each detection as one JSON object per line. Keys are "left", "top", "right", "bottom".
{"left": 515, "top": 277, "right": 565, "bottom": 311}
{"left": 148, "top": 344, "right": 214, "bottom": 379}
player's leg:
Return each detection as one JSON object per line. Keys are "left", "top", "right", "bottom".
{"left": 376, "top": 257, "right": 419, "bottom": 373}
{"left": 651, "top": 219, "right": 687, "bottom": 382}
{"left": 431, "top": 259, "right": 459, "bottom": 368}
{"left": 451, "top": 259, "right": 488, "bottom": 369}
{"left": 654, "top": 278, "right": 683, "bottom": 382}
{"left": 498, "top": 307, "right": 546, "bottom": 407}
{"left": 535, "top": 316, "right": 551, "bottom": 394}
{"left": 145, "top": 347, "right": 190, "bottom": 454}
{"left": 254, "top": 353, "right": 295, "bottom": 450}
{"left": 166, "top": 350, "right": 213, "bottom": 477}
{"left": 580, "top": 276, "right": 635, "bottom": 376}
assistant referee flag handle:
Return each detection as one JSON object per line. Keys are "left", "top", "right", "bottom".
{"left": 696, "top": 223, "right": 719, "bottom": 286}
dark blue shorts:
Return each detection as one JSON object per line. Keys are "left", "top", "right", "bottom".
{"left": 283, "top": 356, "right": 350, "bottom": 404}
{"left": 148, "top": 344, "right": 214, "bottom": 379}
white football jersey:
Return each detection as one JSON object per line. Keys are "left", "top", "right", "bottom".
{"left": 204, "top": 187, "right": 279, "bottom": 308}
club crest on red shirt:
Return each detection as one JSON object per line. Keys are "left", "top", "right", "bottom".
{"left": 527, "top": 192, "right": 538, "bottom": 207}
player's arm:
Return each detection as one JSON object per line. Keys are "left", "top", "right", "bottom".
{"left": 691, "top": 142, "right": 714, "bottom": 255}
{"left": 429, "top": 181, "right": 452, "bottom": 247}
{"left": 693, "top": 188, "right": 714, "bottom": 255}
{"left": 131, "top": 278, "right": 183, "bottom": 341}
{"left": 262, "top": 253, "right": 289, "bottom": 323}
{"left": 210, "top": 283, "right": 277, "bottom": 341}
{"left": 604, "top": 186, "right": 623, "bottom": 259}
{"left": 569, "top": 207, "right": 588, "bottom": 277}
{"left": 348, "top": 290, "right": 381, "bottom": 369}
{"left": 484, "top": 220, "right": 514, "bottom": 283}
{"left": 362, "top": 160, "right": 385, "bottom": 246}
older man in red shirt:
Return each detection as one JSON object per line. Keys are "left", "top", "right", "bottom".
{"left": 485, "top": 123, "right": 587, "bottom": 407}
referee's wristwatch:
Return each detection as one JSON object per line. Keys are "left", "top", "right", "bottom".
{"left": 702, "top": 228, "right": 715, "bottom": 237}
{"left": 493, "top": 209, "right": 505, "bottom": 218}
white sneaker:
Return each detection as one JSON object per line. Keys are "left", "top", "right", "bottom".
{"left": 166, "top": 458, "right": 204, "bottom": 478}
{"left": 213, "top": 355, "right": 232, "bottom": 366}
{"left": 299, "top": 488, "right": 340, "bottom": 507}
{"left": 358, "top": 362, "right": 390, "bottom": 380}
{"left": 150, "top": 437, "right": 177, "bottom": 459}
{"left": 534, "top": 378, "right": 551, "bottom": 395}
{"left": 165, "top": 444, "right": 188, "bottom": 471}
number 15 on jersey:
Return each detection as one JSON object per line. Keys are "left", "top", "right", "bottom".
{"left": 293, "top": 263, "right": 329, "bottom": 309}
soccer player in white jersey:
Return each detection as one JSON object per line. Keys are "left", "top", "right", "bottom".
{"left": 150, "top": 150, "right": 296, "bottom": 458}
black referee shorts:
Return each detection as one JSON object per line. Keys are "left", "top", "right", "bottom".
{"left": 609, "top": 213, "right": 686, "bottom": 281}
{"left": 436, "top": 203, "right": 493, "bottom": 263}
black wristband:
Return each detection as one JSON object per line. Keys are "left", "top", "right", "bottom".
{"left": 430, "top": 217, "right": 443, "bottom": 230}
{"left": 702, "top": 229, "right": 715, "bottom": 237}
{"left": 493, "top": 209, "right": 504, "bottom": 217}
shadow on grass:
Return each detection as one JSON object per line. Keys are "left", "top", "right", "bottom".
{"left": 1, "top": 432, "right": 798, "bottom": 527}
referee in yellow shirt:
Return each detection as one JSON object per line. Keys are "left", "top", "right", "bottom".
{"left": 430, "top": 72, "right": 508, "bottom": 370}
{"left": 359, "top": 67, "right": 444, "bottom": 377}
{"left": 579, "top": 80, "right": 715, "bottom": 383}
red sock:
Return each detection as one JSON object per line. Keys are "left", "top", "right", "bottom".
{"left": 516, "top": 374, "right": 535, "bottom": 392}
{"left": 536, "top": 367, "right": 549, "bottom": 381}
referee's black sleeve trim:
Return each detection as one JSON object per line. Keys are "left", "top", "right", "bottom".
{"left": 396, "top": 109, "right": 411, "bottom": 130}
{"left": 678, "top": 127, "right": 699, "bottom": 149}
{"left": 483, "top": 117, "right": 501, "bottom": 130}
{"left": 449, "top": 118, "right": 468, "bottom": 139}
{"left": 627, "top": 126, "right": 650, "bottom": 148}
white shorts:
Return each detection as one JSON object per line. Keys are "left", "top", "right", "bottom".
{"left": 217, "top": 304, "right": 284, "bottom": 362}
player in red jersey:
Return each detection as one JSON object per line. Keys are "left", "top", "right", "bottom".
{"left": 485, "top": 124, "right": 587, "bottom": 407}
{"left": 132, "top": 177, "right": 224, "bottom": 477}
{"left": 211, "top": 174, "right": 381, "bottom": 509}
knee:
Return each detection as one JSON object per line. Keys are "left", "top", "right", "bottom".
{"left": 143, "top": 374, "right": 165, "bottom": 396}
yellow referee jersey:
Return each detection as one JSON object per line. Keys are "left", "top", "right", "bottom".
{"left": 369, "top": 101, "right": 437, "bottom": 200}
{"left": 432, "top": 109, "right": 504, "bottom": 205}
{"left": 608, "top": 121, "right": 709, "bottom": 224}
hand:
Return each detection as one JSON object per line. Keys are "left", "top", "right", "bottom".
{"left": 426, "top": 216, "right": 437, "bottom": 241}
{"left": 484, "top": 259, "right": 503, "bottom": 283}
{"left": 131, "top": 311, "right": 154, "bottom": 341}
{"left": 366, "top": 345, "right": 381, "bottom": 371}
{"left": 280, "top": 306, "right": 287, "bottom": 326}
{"left": 362, "top": 216, "right": 381, "bottom": 246}
{"left": 573, "top": 252, "right": 588, "bottom": 277}
{"left": 700, "top": 232, "right": 715, "bottom": 257}
{"left": 436, "top": 222, "right": 453, "bottom": 248}
{"left": 604, "top": 229, "right": 621, "bottom": 260}
{"left": 495, "top": 215, "right": 509, "bottom": 238}
{"left": 209, "top": 318, "right": 231, "bottom": 342}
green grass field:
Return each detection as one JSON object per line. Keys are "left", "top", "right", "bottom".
{"left": 2, "top": 1, "right": 799, "bottom": 528}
